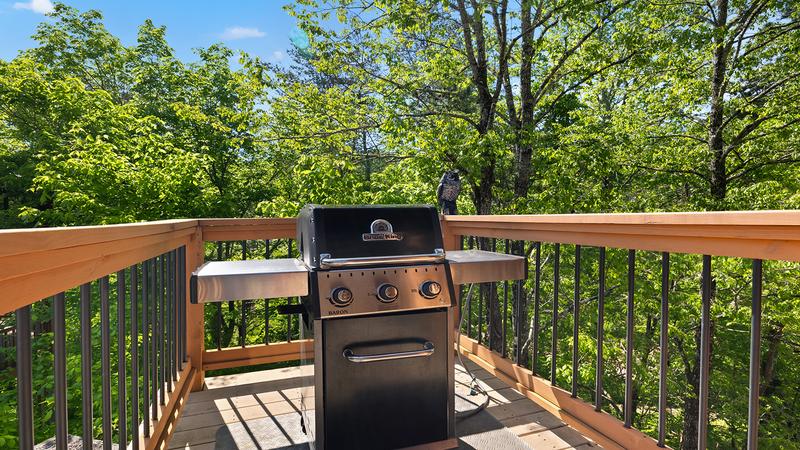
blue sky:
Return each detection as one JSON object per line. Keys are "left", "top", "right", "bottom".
{"left": 0, "top": 0, "right": 299, "bottom": 63}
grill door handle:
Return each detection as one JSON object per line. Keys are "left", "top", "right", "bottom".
{"left": 343, "top": 341, "right": 435, "bottom": 363}
{"left": 320, "top": 250, "right": 445, "bottom": 269}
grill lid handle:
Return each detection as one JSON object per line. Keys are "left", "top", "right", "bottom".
{"left": 343, "top": 341, "right": 435, "bottom": 363}
{"left": 320, "top": 249, "right": 445, "bottom": 269}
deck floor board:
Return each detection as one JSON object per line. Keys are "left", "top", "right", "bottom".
{"left": 169, "top": 358, "right": 601, "bottom": 449}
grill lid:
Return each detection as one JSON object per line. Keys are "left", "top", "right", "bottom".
{"left": 297, "top": 204, "right": 444, "bottom": 269}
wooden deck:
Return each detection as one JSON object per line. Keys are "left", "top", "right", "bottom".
{"left": 169, "top": 358, "right": 601, "bottom": 449}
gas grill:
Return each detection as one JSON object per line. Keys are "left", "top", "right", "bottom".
{"left": 191, "top": 204, "right": 525, "bottom": 450}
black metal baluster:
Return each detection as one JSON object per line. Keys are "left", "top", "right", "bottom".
{"left": 658, "top": 252, "right": 669, "bottom": 447}
{"left": 54, "top": 292, "right": 68, "bottom": 450}
{"left": 747, "top": 259, "right": 762, "bottom": 450}
{"left": 532, "top": 242, "right": 541, "bottom": 373}
{"left": 515, "top": 241, "right": 527, "bottom": 366}
{"left": 265, "top": 240, "right": 271, "bottom": 344}
{"left": 151, "top": 257, "right": 158, "bottom": 421}
{"left": 216, "top": 243, "right": 223, "bottom": 350}
{"left": 101, "top": 276, "right": 112, "bottom": 449}
{"left": 117, "top": 270, "right": 127, "bottom": 446}
{"left": 160, "top": 254, "right": 167, "bottom": 405}
{"left": 16, "top": 305, "right": 33, "bottom": 450}
{"left": 81, "top": 283, "right": 93, "bottom": 450}
{"left": 288, "top": 239, "right": 294, "bottom": 342}
{"left": 698, "top": 255, "right": 712, "bottom": 448}
{"left": 241, "top": 241, "right": 248, "bottom": 347}
{"left": 131, "top": 264, "right": 140, "bottom": 449}
{"left": 166, "top": 251, "right": 172, "bottom": 387}
{"left": 625, "top": 250, "right": 635, "bottom": 428}
{"left": 165, "top": 252, "right": 171, "bottom": 393}
{"left": 488, "top": 238, "right": 496, "bottom": 350}
{"left": 467, "top": 237, "right": 474, "bottom": 337}
{"left": 596, "top": 247, "right": 606, "bottom": 412}
{"left": 142, "top": 260, "right": 151, "bottom": 435}
{"left": 502, "top": 239, "right": 509, "bottom": 357}
{"left": 180, "top": 247, "right": 187, "bottom": 364}
{"left": 477, "top": 278, "right": 484, "bottom": 345}
{"left": 172, "top": 250, "right": 177, "bottom": 382}
{"left": 551, "top": 243, "right": 560, "bottom": 383}
{"left": 572, "top": 246, "right": 581, "bottom": 398}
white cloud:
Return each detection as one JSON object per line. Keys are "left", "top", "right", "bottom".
{"left": 12, "top": 0, "right": 54, "bottom": 14}
{"left": 272, "top": 50, "right": 286, "bottom": 62}
{"left": 220, "top": 26, "right": 266, "bottom": 40}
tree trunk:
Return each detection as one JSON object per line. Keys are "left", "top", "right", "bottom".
{"left": 679, "top": 328, "right": 702, "bottom": 450}
{"left": 513, "top": 1, "right": 535, "bottom": 200}
{"left": 708, "top": 0, "right": 730, "bottom": 204}
{"left": 761, "top": 323, "right": 784, "bottom": 396}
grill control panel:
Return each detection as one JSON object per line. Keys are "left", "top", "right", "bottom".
{"left": 316, "top": 264, "right": 451, "bottom": 318}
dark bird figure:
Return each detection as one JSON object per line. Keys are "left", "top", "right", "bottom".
{"left": 437, "top": 170, "right": 461, "bottom": 215}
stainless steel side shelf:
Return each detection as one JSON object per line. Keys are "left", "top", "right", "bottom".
{"left": 446, "top": 250, "right": 526, "bottom": 285}
{"left": 190, "top": 249, "right": 525, "bottom": 304}
{"left": 191, "top": 259, "right": 310, "bottom": 303}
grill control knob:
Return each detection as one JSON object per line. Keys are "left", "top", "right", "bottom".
{"left": 376, "top": 283, "right": 399, "bottom": 303}
{"left": 330, "top": 287, "right": 353, "bottom": 307}
{"left": 419, "top": 280, "right": 442, "bottom": 299}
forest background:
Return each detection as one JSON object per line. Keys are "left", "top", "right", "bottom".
{"left": 1, "top": 1, "right": 799, "bottom": 449}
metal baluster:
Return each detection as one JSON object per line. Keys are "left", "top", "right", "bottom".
{"left": 477, "top": 278, "right": 484, "bottom": 345}
{"left": 151, "top": 257, "right": 158, "bottom": 420}
{"left": 596, "top": 247, "right": 606, "bottom": 411}
{"left": 160, "top": 255, "right": 167, "bottom": 405}
{"left": 81, "top": 283, "right": 93, "bottom": 450}
{"left": 180, "top": 247, "right": 187, "bottom": 364}
{"left": 532, "top": 242, "right": 541, "bottom": 373}
{"left": 131, "top": 265, "right": 140, "bottom": 449}
{"left": 467, "top": 237, "right": 474, "bottom": 337}
{"left": 174, "top": 250, "right": 180, "bottom": 367}
{"left": 16, "top": 305, "right": 34, "bottom": 450}
{"left": 117, "top": 270, "right": 127, "bottom": 446}
{"left": 163, "top": 251, "right": 173, "bottom": 393}
{"left": 515, "top": 241, "right": 526, "bottom": 366}
{"left": 625, "top": 250, "right": 635, "bottom": 428}
{"left": 287, "top": 239, "right": 294, "bottom": 342}
{"left": 174, "top": 249, "right": 179, "bottom": 378}
{"left": 265, "top": 240, "right": 271, "bottom": 344}
{"left": 658, "top": 253, "right": 669, "bottom": 447}
{"left": 502, "top": 239, "right": 509, "bottom": 357}
{"left": 101, "top": 276, "right": 112, "bottom": 449}
{"left": 698, "top": 255, "right": 712, "bottom": 449}
{"left": 572, "top": 246, "right": 581, "bottom": 398}
{"left": 551, "top": 243, "right": 560, "bottom": 383}
{"left": 142, "top": 260, "right": 151, "bottom": 435}
{"left": 54, "top": 292, "right": 68, "bottom": 450}
{"left": 216, "top": 243, "right": 223, "bottom": 350}
{"left": 747, "top": 259, "right": 762, "bottom": 450}
{"left": 241, "top": 241, "right": 248, "bottom": 347}
{"left": 166, "top": 252, "right": 172, "bottom": 393}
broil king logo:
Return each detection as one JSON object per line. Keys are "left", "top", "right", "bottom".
{"left": 362, "top": 219, "right": 404, "bottom": 241}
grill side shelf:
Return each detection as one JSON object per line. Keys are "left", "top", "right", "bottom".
{"left": 446, "top": 250, "right": 526, "bottom": 285}
{"left": 191, "top": 259, "right": 310, "bottom": 303}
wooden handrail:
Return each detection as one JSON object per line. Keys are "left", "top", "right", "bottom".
{"left": 0, "top": 219, "right": 199, "bottom": 316}
{"left": 443, "top": 210, "right": 800, "bottom": 261}
{"left": 198, "top": 217, "right": 296, "bottom": 241}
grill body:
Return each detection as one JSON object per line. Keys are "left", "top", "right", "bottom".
{"left": 297, "top": 205, "right": 457, "bottom": 450}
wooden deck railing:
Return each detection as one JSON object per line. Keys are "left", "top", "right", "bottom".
{"left": 3, "top": 210, "right": 800, "bottom": 449}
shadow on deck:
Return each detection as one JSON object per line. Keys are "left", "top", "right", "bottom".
{"left": 169, "top": 358, "right": 600, "bottom": 450}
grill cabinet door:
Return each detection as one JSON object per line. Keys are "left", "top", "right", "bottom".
{"left": 322, "top": 309, "right": 449, "bottom": 449}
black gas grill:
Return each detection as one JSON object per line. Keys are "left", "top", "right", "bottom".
{"left": 190, "top": 204, "right": 526, "bottom": 450}
{"left": 296, "top": 205, "right": 457, "bottom": 449}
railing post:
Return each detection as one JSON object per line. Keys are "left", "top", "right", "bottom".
{"left": 186, "top": 227, "right": 205, "bottom": 391}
